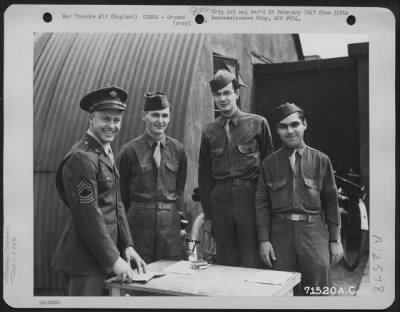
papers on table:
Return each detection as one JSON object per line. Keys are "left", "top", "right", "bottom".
{"left": 245, "top": 270, "right": 296, "bottom": 285}
{"left": 162, "top": 260, "right": 197, "bottom": 275}
{"left": 110, "top": 272, "right": 166, "bottom": 284}
{"left": 130, "top": 272, "right": 166, "bottom": 282}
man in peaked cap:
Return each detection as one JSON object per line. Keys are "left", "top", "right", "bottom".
{"left": 53, "top": 86, "right": 146, "bottom": 296}
{"left": 116, "top": 92, "right": 187, "bottom": 263}
{"left": 255, "top": 102, "right": 343, "bottom": 295}
{"left": 198, "top": 69, "right": 274, "bottom": 268}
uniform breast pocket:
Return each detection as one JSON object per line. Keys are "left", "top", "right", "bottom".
{"left": 165, "top": 160, "right": 179, "bottom": 191}
{"left": 98, "top": 173, "right": 113, "bottom": 194}
{"left": 267, "top": 179, "right": 288, "bottom": 209}
{"left": 97, "top": 172, "right": 114, "bottom": 205}
{"left": 210, "top": 147, "right": 227, "bottom": 175}
{"left": 303, "top": 178, "right": 322, "bottom": 208}
{"left": 235, "top": 141, "right": 260, "bottom": 169}
{"left": 237, "top": 141, "right": 257, "bottom": 154}
{"left": 140, "top": 162, "right": 153, "bottom": 174}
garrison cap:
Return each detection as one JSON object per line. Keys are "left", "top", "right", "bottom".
{"left": 272, "top": 102, "right": 303, "bottom": 123}
{"left": 209, "top": 69, "right": 247, "bottom": 92}
{"left": 144, "top": 92, "right": 170, "bottom": 111}
{"left": 80, "top": 86, "right": 128, "bottom": 112}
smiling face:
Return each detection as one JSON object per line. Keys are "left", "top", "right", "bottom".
{"left": 89, "top": 109, "right": 123, "bottom": 144}
{"left": 212, "top": 82, "right": 239, "bottom": 117}
{"left": 142, "top": 107, "right": 170, "bottom": 139}
{"left": 277, "top": 112, "right": 307, "bottom": 149}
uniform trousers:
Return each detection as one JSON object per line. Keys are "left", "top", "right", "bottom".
{"left": 62, "top": 273, "right": 106, "bottom": 296}
{"left": 210, "top": 179, "right": 263, "bottom": 268}
{"left": 127, "top": 203, "right": 182, "bottom": 264}
{"left": 270, "top": 215, "right": 330, "bottom": 295}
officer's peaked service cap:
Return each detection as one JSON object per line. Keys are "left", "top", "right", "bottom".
{"left": 80, "top": 86, "right": 128, "bottom": 112}
{"left": 272, "top": 102, "right": 303, "bottom": 123}
{"left": 144, "top": 92, "right": 170, "bottom": 111}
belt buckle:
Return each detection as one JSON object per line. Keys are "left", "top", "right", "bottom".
{"left": 290, "top": 214, "right": 302, "bottom": 221}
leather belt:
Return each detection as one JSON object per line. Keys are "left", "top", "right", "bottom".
{"left": 232, "top": 178, "right": 256, "bottom": 187}
{"left": 131, "top": 201, "right": 175, "bottom": 210}
{"left": 273, "top": 213, "right": 321, "bottom": 222}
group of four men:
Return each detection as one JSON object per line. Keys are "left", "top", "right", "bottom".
{"left": 53, "top": 69, "right": 343, "bottom": 296}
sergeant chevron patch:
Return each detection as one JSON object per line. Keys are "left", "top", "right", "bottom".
{"left": 77, "top": 177, "right": 95, "bottom": 204}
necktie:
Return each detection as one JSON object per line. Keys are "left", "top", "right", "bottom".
{"left": 224, "top": 119, "right": 231, "bottom": 144}
{"left": 107, "top": 147, "right": 114, "bottom": 165}
{"left": 289, "top": 149, "right": 297, "bottom": 174}
{"left": 153, "top": 141, "right": 161, "bottom": 168}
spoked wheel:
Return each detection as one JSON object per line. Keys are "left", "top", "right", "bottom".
{"left": 341, "top": 198, "right": 369, "bottom": 271}
{"left": 191, "top": 213, "right": 217, "bottom": 263}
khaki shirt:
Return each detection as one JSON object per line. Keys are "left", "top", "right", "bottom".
{"left": 198, "top": 110, "right": 274, "bottom": 219}
{"left": 116, "top": 132, "right": 187, "bottom": 208}
{"left": 256, "top": 145, "right": 341, "bottom": 242}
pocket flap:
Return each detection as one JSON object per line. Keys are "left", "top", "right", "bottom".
{"left": 98, "top": 174, "right": 113, "bottom": 182}
{"left": 304, "top": 178, "right": 321, "bottom": 190}
{"left": 140, "top": 163, "right": 153, "bottom": 173}
{"left": 211, "top": 147, "right": 223, "bottom": 158}
{"left": 237, "top": 141, "right": 257, "bottom": 154}
{"left": 165, "top": 161, "right": 179, "bottom": 172}
{"left": 267, "top": 179, "right": 286, "bottom": 191}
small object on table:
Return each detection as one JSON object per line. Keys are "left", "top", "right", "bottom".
{"left": 190, "top": 260, "right": 208, "bottom": 270}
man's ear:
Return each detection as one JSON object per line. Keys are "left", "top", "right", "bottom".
{"left": 235, "top": 89, "right": 240, "bottom": 99}
{"left": 141, "top": 110, "right": 147, "bottom": 121}
{"left": 88, "top": 112, "right": 94, "bottom": 125}
{"left": 303, "top": 119, "right": 307, "bottom": 130}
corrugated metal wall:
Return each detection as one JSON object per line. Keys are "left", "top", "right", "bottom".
{"left": 34, "top": 32, "right": 205, "bottom": 290}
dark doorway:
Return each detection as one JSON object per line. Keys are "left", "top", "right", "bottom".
{"left": 254, "top": 44, "right": 368, "bottom": 181}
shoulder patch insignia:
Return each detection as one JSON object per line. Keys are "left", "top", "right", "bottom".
{"left": 77, "top": 177, "right": 95, "bottom": 204}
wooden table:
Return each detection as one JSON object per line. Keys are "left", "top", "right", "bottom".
{"left": 104, "top": 260, "right": 301, "bottom": 296}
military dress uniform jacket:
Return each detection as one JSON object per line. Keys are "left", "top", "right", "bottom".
{"left": 53, "top": 134, "right": 134, "bottom": 276}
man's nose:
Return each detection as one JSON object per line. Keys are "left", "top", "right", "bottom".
{"left": 108, "top": 120, "right": 119, "bottom": 129}
{"left": 287, "top": 126, "right": 294, "bottom": 133}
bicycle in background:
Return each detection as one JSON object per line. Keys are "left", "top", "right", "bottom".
{"left": 334, "top": 163, "right": 369, "bottom": 272}
{"left": 180, "top": 188, "right": 217, "bottom": 263}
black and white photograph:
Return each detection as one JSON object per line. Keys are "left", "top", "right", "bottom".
{"left": 3, "top": 4, "right": 396, "bottom": 310}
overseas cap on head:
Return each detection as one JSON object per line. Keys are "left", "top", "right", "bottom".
{"left": 80, "top": 86, "right": 128, "bottom": 112}
{"left": 209, "top": 69, "right": 247, "bottom": 92}
{"left": 144, "top": 92, "right": 170, "bottom": 111}
{"left": 272, "top": 102, "right": 303, "bottom": 123}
